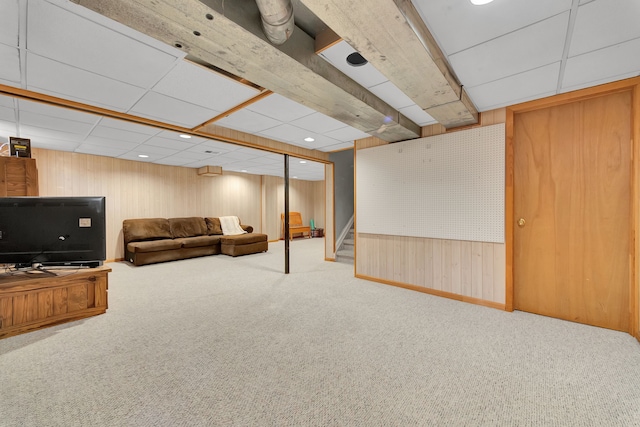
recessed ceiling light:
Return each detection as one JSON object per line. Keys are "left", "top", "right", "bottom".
{"left": 470, "top": 0, "right": 494, "bottom": 4}
{"left": 241, "top": 169, "right": 248, "bottom": 172}
{"left": 304, "top": 137, "right": 315, "bottom": 142}
{"left": 179, "top": 134, "right": 191, "bottom": 139}
{"left": 138, "top": 154, "right": 149, "bottom": 158}
{"left": 293, "top": 176, "right": 298, "bottom": 179}
{"left": 299, "top": 160, "right": 307, "bottom": 164}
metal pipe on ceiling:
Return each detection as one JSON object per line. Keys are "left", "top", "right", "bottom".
{"left": 255, "top": 0, "right": 295, "bottom": 45}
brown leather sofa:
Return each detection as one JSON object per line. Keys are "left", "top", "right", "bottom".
{"left": 123, "top": 217, "right": 268, "bottom": 266}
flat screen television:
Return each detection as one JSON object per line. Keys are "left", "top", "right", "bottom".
{"left": 0, "top": 196, "right": 106, "bottom": 268}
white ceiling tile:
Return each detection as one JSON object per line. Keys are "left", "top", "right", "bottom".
{"left": 118, "top": 152, "right": 156, "bottom": 163}
{"left": 27, "top": 0, "right": 180, "bottom": 88}
{"left": 290, "top": 112, "right": 347, "bottom": 134}
{"left": 0, "top": 0, "right": 19, "bottom": 47}
{"left": 215, "top": 108, "right": 282, "bottom": 133}
{"left": 0, "top": 45, "right": 21, "bottom": 84}
{"left": 246, "top": 93, "right": 316, "bottom": 122}
{"left": 153, "top": 157, "right": 195, "bottom": 166}
{"left": 259, "top": 124, "right": 310, "bottom": 144}
{"left": 19, "top": 110, "right": 94, "bottom": 135}
{"left": 89, "top": 125, "right": 153, "bottom": 144}
{"left": 27, "top": 53, "right": 146, "bottom": 111}
{"left": 466, "top": 62, "right": 561, "bottom": 111}
{"left": 84, "top": 136, "right": 140, "bottom": 150}
{"left": 156, "top": 130, "right": 208, "bottom": 143}
{"left": 398, "top": 105, "right": 437, "bottom": 126}
{"left": 129, "top": 91, "right": 220, "bottom": 128}
{"left": 570, "top": 0, "right": 640, "bottom": 56}
{"left": 18, "top": 98, "right": 99, "bottom": 123}
{"left": 141, "top": 136, "right": 194, "bottom": 151}
{"left": 75, "top": 143, "right": 130, "bottom": 158}
{"left": 324, "top": 126, "right": 370, "bottom": 142}
{"left": 0, "top": 105, "right": 15, "bottom": 122}
{"left": 302, "top": 134, "right": 342, "bottom": 150}
{"left": 413, "top": 0, "right": 572, "bottom": 55}
{"left": 187, "top": 139, "right": 238, "bottom": 153}
{"left": 368, "top": 81, "right": 414, "bottom": 109}
{"left": 162, "top": 150, "right": 215, "bottom": 161}
{"left": 255, "top": 152, "right": 283, "bottom": 162}
{"left": 215, "top": 148, "right": 261, "bottom": 161}
{"left": 317, "top": 141, "right": 354, "bottom": 152}
{"left": 46, "top": 0, "right": 183, "bottom": 56}
{"left": 449, "top": 12, "right": 570, "bottom": 87}
{"left": 152, "top": 60, "right": 260, "bottom": 111}
{"left": 0, "top": 96, "right": 14, "bottom": 109}
{"left": 319, "top": 40, "right": 388, "bottom": 88}
{"left": 0, "top": 121, "right": 18, "bottom": 141}
{"left": 562, "top": 37, "right": 640, "bottom": 91}
{"left": 98, "top": 117, "right": 161, "bottom": 135}
{"left": 128, "top": 145, "right": 178, "bottom": 157}
{"left": 205, "top": 156, "right": 246, "bottom": 167}
{"left": 19, "top": 123, "right": 86, "bottom": 142}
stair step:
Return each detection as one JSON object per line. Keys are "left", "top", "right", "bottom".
{"left": 342, "top": 238, "right": 354, "bottom": 246}
{"left": 336, "top": 249, "right": 354, "bottom": 259}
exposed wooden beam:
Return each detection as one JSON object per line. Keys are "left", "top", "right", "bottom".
{"left": 70, "top": 0, "right": 421, "bottom": 142}
{"left": 300, "top": 0, "right": 478, "bottom": 129}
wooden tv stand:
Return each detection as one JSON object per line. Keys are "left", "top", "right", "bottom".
{"left": 0, "top": 265, "right": 110, "bottom": 339}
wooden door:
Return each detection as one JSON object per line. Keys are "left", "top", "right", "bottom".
{"left": 513, "top": 91, "right": 631, "bottom": 332}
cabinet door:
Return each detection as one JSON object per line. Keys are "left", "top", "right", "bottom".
{"left": 0, "top": 157, "right": 39, "bottom": 196}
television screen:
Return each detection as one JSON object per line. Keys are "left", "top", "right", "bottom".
{"left": 0, "top": 196, "right": 106, "bottom": 268}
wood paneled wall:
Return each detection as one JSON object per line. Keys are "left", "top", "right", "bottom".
{"left": 354, "top": 108, "right": 507, "bottom": 309}
{"left": 32, "top": 148, "right": 323, "bottom": 261}
{"left": 356, "top": 234, "right": 505, "bottom": 308}
{"left": 261, "top": 175, "right": 325, "bottom": 241}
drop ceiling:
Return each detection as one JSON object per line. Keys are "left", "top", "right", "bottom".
{"left": 0, "top": 0, "right": 638, "bottom": 182}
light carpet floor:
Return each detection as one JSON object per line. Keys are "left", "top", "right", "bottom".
{"left": 1, "top": 238, "right": 639, "bottom": 426}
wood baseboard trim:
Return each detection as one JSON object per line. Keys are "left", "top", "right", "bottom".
{"left": 325, "top": 257, "right": 336, "bottom": 262}
{"left": 355, "top": 273, "right": 506, "bottom": 311}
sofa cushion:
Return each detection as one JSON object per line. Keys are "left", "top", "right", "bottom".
{"left": 219, "top": 233, "right": 267, "bottom": 245}
{"left": 205, "top": 217, "right": 223, "bottom": 235}
{"left": 127, "top": 239, "right": 182, "bottom": 253}
{"left": 175, "top": 235, "right": 221, "bottom": 248}
{"left": 123, "top": 218, "right": 172, "bottom": 243}
{"left": 169, "top": 217, "right": 208, "bottom": 238}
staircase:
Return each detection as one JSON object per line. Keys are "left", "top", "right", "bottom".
{"left": 335, "top": 225, "right": 354, "bottom": 264}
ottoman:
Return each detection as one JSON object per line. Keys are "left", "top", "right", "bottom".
{"left": 220, "top": 233, "right": 268, "bottom": 257}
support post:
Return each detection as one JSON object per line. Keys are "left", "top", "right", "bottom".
{"left": 284, "top": 154, "right": 290, "bottom": 274}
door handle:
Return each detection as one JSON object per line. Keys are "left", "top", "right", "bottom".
{"left": 517, "top": 218, "right": 526, "bottom": 227}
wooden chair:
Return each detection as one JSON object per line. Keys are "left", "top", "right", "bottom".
{"left": 281, "top": 212, "right": 311, "bottom": 240}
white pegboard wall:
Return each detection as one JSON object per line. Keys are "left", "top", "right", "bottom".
{"left": 356, "top": 123, "right": 505, "bottom": 243}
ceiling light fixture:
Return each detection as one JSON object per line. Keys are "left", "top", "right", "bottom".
{"left": 346, "top": 52, "right": 368, "bottom": 67}
{"left": 299, "top": 160, "right": 307, "bottom": 164}
{"left": 470, "top": 0, "right": 494, "bottom": 5}
{"left": 138, "top": 154, "right": 149, "bottom": 158}
{"left": 179, "top": 134, "right": 192, "bottom": 139}
{"left": 304, "top": 137, "right": 314, "bottom": 142}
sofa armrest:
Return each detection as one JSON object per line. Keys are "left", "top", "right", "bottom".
{"left": 241, "top": 225, "right": 254, "bottom": 233}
